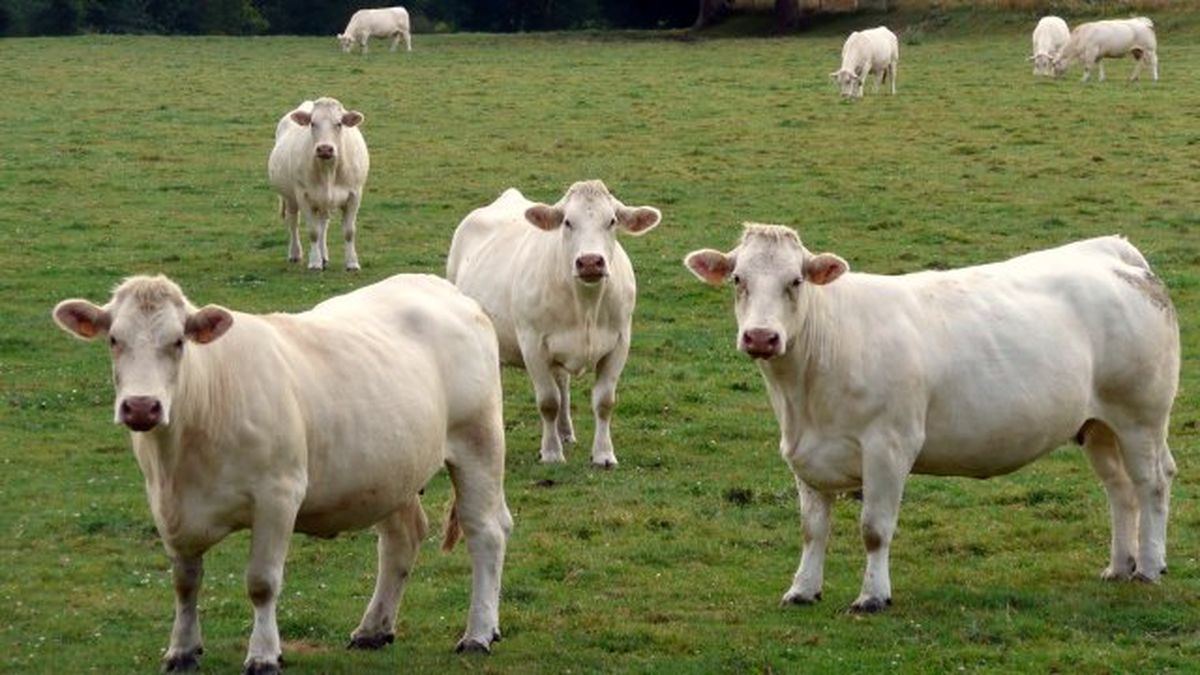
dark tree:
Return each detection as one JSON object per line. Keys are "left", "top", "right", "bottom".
{"left": 31, "top": 0, "right": 81, "bottom": 34}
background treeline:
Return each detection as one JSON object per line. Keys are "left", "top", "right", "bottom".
{"left": 0, "top": 0, "right": 699, "bottom": 36}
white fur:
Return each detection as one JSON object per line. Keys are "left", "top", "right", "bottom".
{"left": 337, "top": 7, "right": 412, "bottom": 53}
{"left": 1031, "top": 16, "right": 1070, "bottom": 76}
{"left": 830, "top": 26, "right": 898, "bottom": 98}
{"left": 1053, "top": 17, "right": 1158, "bottom": 82}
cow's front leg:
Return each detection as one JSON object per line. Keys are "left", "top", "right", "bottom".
{"left": 163, "top": 554, "right": 204, "bottom": 672}
{"left": 282, "top": 199, "right": 302, "bottom": 263}
{"left": 243, "top": 499, "right": 300, "bottom": 675}
{"left": 1097, "top": 60, "right": 1106, "bottom": 82}
{"left": 851, "top": 445, "right": 911, "bottom": 613}
{"left": 341, "top": 192, "right": 362, "bottom": 271}
{"left": 349, "top": 499, "right": 427, "bottom": 649}
{"left": 590, "top": 335, "right": 630, "bottom": 468}
{"left": 552, "top": 368, "right": 575, "bottom": 445}
{"left": 781, "top": 478, "right": 833, "bottom": 606}
{"left": 300, "top": 202, "right": 329, "bottom": 270}
{"left": 522, "top": 344, "right": 565, "bottom": 463}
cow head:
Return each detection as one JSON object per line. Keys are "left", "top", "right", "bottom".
{"left": 684, "top": 224, "right": 847, "bottom": 360}
{"left": 53, "top": 276, "right": 233, "bottom": 433}
{"left": 1031, "top": 52, "right": 1054, "bottom": 76}
{"left": 524, "top": 180, "right": 661, "bottom": 285}
{"left": 336, "top": 33, "right": 354, "bottom": 52}
{"left": 289, "top": 97, "right": 364, "bottom": 162}
{"left": 1050, "top": 53, "right": 1070, "bottom": 78}
{"left": 829, "top": 68, "right": 863, "bottom": 98}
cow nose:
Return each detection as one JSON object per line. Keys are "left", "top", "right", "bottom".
{"left": 575, "top": 255, "right": 607, "bottom": 282}
{"left": 120, "top": 396, "right": 162, "bottom": 432}
{"left": 741, "top": 329, "right": 781, "bottom": 359}
{"left": 315, "top": 144, "right": 334, "bottom": 159}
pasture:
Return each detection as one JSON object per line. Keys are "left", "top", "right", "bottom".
{"left": 3, "top": 9, "right": 1200, "bottom": 672}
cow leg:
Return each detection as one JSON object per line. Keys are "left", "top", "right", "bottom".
{"left": 163, "top": 554, "right": 204, "bottom": 672}
{"left": 553, "top": 368, "right": 575, "bottom": 444}
{"left": 1149, "top": 51, "right": 1158, "bottom": 81}
{"left": 283, "top": 199, "right": 302, "bottom": 263}
{"left": 889, "top": 61, "right": 897, "bottom": 94}
{"left": 242, "top": 501, "right": 299, "bottom": 675}
{"left": 341, "top": 191, "right": 362, "bottom": 271}
{"left": 1115, "top": 426, "right": 1175, "bottom": 581}
{"left": 299, "top": 200, "right": 328, "bottom": 270}
{"left": 404, "top": 31, "right": 412, "bottom": 52}
{"left": 1097, "top": 60, "right": 1106, "bottom": 82}
{"left": 446, "top": 422, "right": 512, "bottom": 653}
{"left": 1082, "top": 423, "right": 1138, "bottom": 580}
{"left": 361, "top": 38, "right": 369, "bottom": 55}
{"left": 389, "top": 33, "right": 399, "bottom": 52}
{"left": 349, "top": 498, "right": 427, "bottom": 649}
{"left": 851, "top": 448, "right": 908, "bottom": 613}
{"left": 781, "top": 478, "right": 833, "bottom": 606}
{"left": 590, "top": 335, "right": 630, "bottom": 468}
{"left": 1129, "top": 52, "right": 1144, "bottom": 81}
{"left": 522, "top": 342, "right": 565, "bottom": 463}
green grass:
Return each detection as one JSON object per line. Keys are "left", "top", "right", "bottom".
{"left": 3, "top": 10, "right": 1200, "bottom": 673}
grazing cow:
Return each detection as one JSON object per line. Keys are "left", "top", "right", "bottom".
{"left": 685, "top": 226, "right": 1178, "bottom": 612}
{"left": 1053, "top": 17, "right": 1158, "bottom": 82}
{"left": 268, "top": 97, "right": 370, "bottom": 271}
{"left": 830, "top": 26, "right": 898, "bottom": 98}
{"left": 53, "top": 274, "right": 512, "bottom": 673}
{"left": 1030, "top": 16, "right": 1070, "bottom": 76}
{"left": 447, "top": 181, "right": 661, "bottom": 467}
{"left": 337, "top": 7, "right": 412, "bottom": 54}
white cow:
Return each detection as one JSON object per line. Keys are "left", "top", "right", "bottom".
{"left": 686, "top": 226, "right": 1178, "bottom": 612}
{"left": 447, "top": 180, "right": 661, "bottom": 467}
{"left": 830, "top": 26, "right": 898, "bottom": 98}
{"left": 338, "top": 7, "right": 412, "bottom": 53}
{"left": 1053, "top": 17, "right": 1158, "bottom": 82}
{"left": 268, "top": 97, "right": 370, "bottom": 271}
{"left": 53, "top": 274, "right": 512, "bottom": 672}
{"left": 1030, "top": 16, "right": 1070, "bottom": 76}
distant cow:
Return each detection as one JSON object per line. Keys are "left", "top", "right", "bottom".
{"left": 1030, "top": 16, "right": 1070, "bottom": 76}
{"left": 53, "top": 274, "right": 512, "bottom": 672}
{"left": 1053, "top": 17, "right": 1158, "bottom": 82}
{"left": 447, "top": 181, "right": 661, "bottom": 467}
{"left": 686, "top": 227, "right": 1178, "bottom": 612}
{"left": 268, "top": 98, "right": 370, "bottom": 270}
{"left": 830, "top": 26, "right": 898, "bottom": 98}
{"left": 338, "top": 7, "right": 412, "bottom": 54}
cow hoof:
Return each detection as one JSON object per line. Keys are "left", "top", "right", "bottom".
{"left": 347, "top": 632, "right": 394, "bottom": 650}
{"left": 1101, "top": 567, "right": 1133, "bottom": 582}
{"left": 780, "top": 591, "right": 821, "bottom": 606}
{"left": 242, "top": 658, "right": 282, "bottom": 675}
{"left": 1131, "top": 571, "right": 1161, "bottom": 584}
{"left": 539, "top": 452, "right": 566, "bottom": 464}
{"left": 849, "top": 596, "right": 891, "bottom": 614}
{"left": 455, "top": 638, "right": 492, "bottom": 655}
{"left": 591, "top": 458, "right": 617, "bottom": 469}
{"left": 287, "top": 256, "right": 301, "bottom": 264}
{"left": 345, "top": 263, "right": 361, "bottom": 272}
{"left": 162, "top": 647, "right": 203, "bottom": 672}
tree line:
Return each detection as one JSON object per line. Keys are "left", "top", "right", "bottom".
{"left": 0, "top": 0, "right": 701, "bottom": 36}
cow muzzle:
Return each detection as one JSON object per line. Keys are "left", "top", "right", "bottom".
{"left": 119, "top": 396, "right": 163, "bottom": 432}
{"left": 740, "top": 328, "right": 782, "bottom": 360}
{"left": 315, "top": 144, "right": 335, "bottom": 160}
{"left": 574, "top": 254, "right": 608, "bottom": 284}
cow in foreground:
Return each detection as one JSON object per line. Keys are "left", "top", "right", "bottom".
{"left": 685, "top": 226, "right": 1178, "bottom": 612}
{"left": 1053, "top": 17, "right": 1158, "bottom": 82}
{"left": 337, "top": 7, "right": 412, "bottom": 53}
{"left": 447, "top": 181, "right": 661, "bottom": 467}
{"left": 268, "top": 97, "right": 370, "bottom": 271}
{"left": 830, "top": 26, "right": 898, "bottom": 98}
{"left": 53, "top": 274, "right": 511, "bottom": 672}
{"left": 1030, "top": 16, "right": 1070, "bottom": 76}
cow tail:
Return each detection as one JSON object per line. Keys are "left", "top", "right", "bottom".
{"left": 441, "top": 491, "right": 462, "bottom": 552}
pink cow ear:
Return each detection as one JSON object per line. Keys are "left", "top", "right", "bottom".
{"left": 185, "top": 306, "right": 234, "bottom": 345}
{"left": 290, "top": 110, "right": 312, "bottom": 126}
{"left": 684, "top": 249, "right": 735, "bottom": 286}
{"left": 617, "top": 206, "right": 661, "bottom": 236}
{"left": 803, "top": 253, "right": 848, "bottom": 286}
{"left": 342, "top": 111, "right": 364, "bottom": 127}
{"left": 525, "top": 204, "right": 564, "bottom": 231}
{"left": 53, "top": 300, "right": 111, "bottom": 340}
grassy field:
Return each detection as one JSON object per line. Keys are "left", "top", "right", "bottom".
{"left": 3, "top": 8, "right": 1200, "bottom": 673}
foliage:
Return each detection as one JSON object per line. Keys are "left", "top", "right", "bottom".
{"left": 2, "top": 11, "right": 1200, "bottom": 673}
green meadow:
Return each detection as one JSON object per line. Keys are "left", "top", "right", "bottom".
{"left": 2, "top": 9, "right": 1199, "bottom": 673}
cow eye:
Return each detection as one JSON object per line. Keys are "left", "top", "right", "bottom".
{"left": 109, "top": 336, "right": 118, "bottom": 348}
{"left": 563, "top": 219, "right": 573, "bottom": 229}
{"left": 608, "top": 217, "right": 616, "bottom": 228}
{"left": 790, "top": 277, "right": 802, "bottom": 288}
{"left": 732, "top": 274, "right": 742, "bottom": 285}
{"left": 173, "top": 338, "right": 184, "bottom": 351}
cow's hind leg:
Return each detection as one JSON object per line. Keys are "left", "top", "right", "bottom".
{"left": 1081, "top": 421, "right": 1138, "bottom": 580}
{"left": 1114, "top": 424, "right": 1175, "bottom": 581}
{"left": 349, "top": 498, "right": 428, "bottom": 649}
{"left": 781, "top": 478, "right": 833, "bottom": 606}
{"left": 1129, "top": 49, "right": 1145, "bottom": 81}
{"left": 553, "top": 368, "right": 575, "bottom": 444}
{"left": 163, "top": 554, "right": 205, "bottom": 672}
{"left": 446, "top": 420, "right": 512, "bottom": 653}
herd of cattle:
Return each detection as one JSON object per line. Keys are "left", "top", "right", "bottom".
{"left": 48, "top": 10, "right": 1180, "bottom": 675}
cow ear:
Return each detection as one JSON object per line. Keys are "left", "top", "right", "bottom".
{"left": 53, "top": 300, "right": 111, "bottom": 340}
{"left": 525, "top": 204, "right": 564, "bottom": 231}
{"left": 803, "top": 253, "right": 848, "bottom": 286}
{"left": 342, "top": 111, "right": 364, "bottom": 127}
{"left": 684, "top": 249, "right": 735, "bottom": 286}
{"left": 617, "top": 206, "right": 661, "bottom": 236}
{"left": 290, "top": 110, "right": 312, "bottom": 126}
{"left": 185, "top": 306, "right": 234, "bottom": 345}
{"left": 829, "top": 71, "right": 839, "bottom": 81}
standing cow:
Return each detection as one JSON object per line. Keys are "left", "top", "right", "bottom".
{"left": 268, "top": 97, "right": 370, "bottom": 271}
{"left": 1030, "top": 16, "right": 1070, "bottom": 76}
{"left": 53, "top": 274, "right": 512, "bottom": 672}
{"left": 685, "top": 226, "right": 1178, "bottom": 612}
{"left": 1053, "top": 17, "right": 1158, "bottom": 82}
{"left": 447, "top": 181, "right": 661, "bottom": 467}
{"left": 337, "top": 7, "right": 412, "bottom": 53}
{"left": 830, "top": 26, "right": 898, "bottom": 98}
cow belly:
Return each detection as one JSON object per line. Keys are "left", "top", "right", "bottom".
{"left": 546, "top": 327, "right": 619, "bottom": 375}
